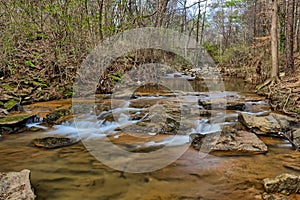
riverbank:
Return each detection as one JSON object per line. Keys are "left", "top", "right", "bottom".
{"left": 218, "top": 53, "right": 300, "bottom": 117}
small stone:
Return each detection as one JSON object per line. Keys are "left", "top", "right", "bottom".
{"left": 31, "top": 137, "right": 79, "bottom": 149}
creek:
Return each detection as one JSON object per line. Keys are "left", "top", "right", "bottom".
{"left": 0, "top": 75, "right": 299, "bottom": 200}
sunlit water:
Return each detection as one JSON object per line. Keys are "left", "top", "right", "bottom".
{"left": 0, "top": 78, "right": 300, "bottom": 200}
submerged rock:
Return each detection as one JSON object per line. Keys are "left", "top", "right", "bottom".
{"left": 263, "top": 174, "right": 300, "bottom": 195}
{"left": 190, "top": 127, "right": 268, "bottom": 154}
{"left": 283, "top": 163, "right": 300, "bottom": 172}
{"left": 281, "top": 153, "right": 300, "bottom": 172}
{"left": 238, "top": 113, "right": 291, "bottom": 135}
{"left": 0, "top": 169, "right": 36, "bottom": 200}
{"left": 31, "top": 137, "right": 79, "bottom": 149}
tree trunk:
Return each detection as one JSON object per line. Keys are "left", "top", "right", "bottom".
{"left": 295, "top": 0, "right": 300, "bottom": 52}
{"left": 285, "top": 0, "right": 295, "bottom": 73}
{"left": 200, "top": 0, "right": 208, "bottom": 46}
{"left": 271, "top": 0, "right": 279, "bottom": 79}
{"left": 97, "top": 0, "right": 104, "bottom": 40}
{"left": 181, "top": 0, "right": 187, "bottom": 33}
{"left": 155, "top": 0, "right": 170, "bottom": 27}
{"left": 196, "top": 1, "right": 201, "bottom": 44}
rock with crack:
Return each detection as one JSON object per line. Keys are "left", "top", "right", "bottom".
{"left": 190, "top": 126, "right": 268, "bottom": 155}
{"left": 263, "top": 174, "right": 300, "bottom": 195}
{"left": 0, "top": 169, "right": 36, "bottom": 200}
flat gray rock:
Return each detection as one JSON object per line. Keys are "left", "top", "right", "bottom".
{"left": 0, "top": 169, "right": 36, "bottom": 200}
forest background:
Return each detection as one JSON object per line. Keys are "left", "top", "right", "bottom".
{"left": 0, "top": 0, "right": 299, "bottom": 114}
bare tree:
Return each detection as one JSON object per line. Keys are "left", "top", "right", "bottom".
{"left": 155, "top": 0, "right": 170, "bottom": 27}
{"left": 285, "top": 0, "right": 295, "bottom": 73}
{"left": 271, "top": 0, "right": 279, "bottom": 79}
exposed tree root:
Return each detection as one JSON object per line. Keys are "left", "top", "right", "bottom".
{"left": 255, "top": 76, "right": 280, "bottom": 92}
{"left": 279, "top": 131, "right": 300, "bottom": 151}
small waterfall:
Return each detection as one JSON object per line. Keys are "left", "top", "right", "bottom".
{"left": 191, "top": 118, "right": 221, "bottom": 134}
{"left": 50, "top": 101, "right": 147, "bottom": 139}
{"left": 26, "top": 116, "right": 48, "bottom": 130}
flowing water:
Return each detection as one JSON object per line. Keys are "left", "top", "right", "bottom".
{"left": 0, "top": 77, "right": 300, "bottom": 200}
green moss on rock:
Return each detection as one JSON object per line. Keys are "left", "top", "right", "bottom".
{"left": 4, "top": 99, "right": 18, "bottom": 110}
{"left": 0, "top": 114, "right": 32, "bottom": 124}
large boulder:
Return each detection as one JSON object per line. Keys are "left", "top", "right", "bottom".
{"left": 263, "top": 174, "right": 300, "bottom": 195}
{"left": 190, "top": 127, "right": 268, "bottom": 155}
{"left": 0, "top": 169, "right": 36, "bottom": 200}
{"left": 238, "top": 113, "right": 292, "bottom": 135}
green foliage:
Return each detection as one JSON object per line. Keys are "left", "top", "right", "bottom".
{"left": 228, "top": 13, "right": 242, "bottom": 23}
{"left": 25, "top": 60, "right": 35, "bottom": 68}
{"left": 223, "top": 0, "right": 245, "bottom": 7}
{"left": 203, "top": 42, "right": 248, "bottom": 64}
{"left": 203, "top": 42, "right": 220, "bottom": 62}
{"left": 217, "top": 45, "right": 248, "bottom": 63}
{"left": 4, "top": 99, "right": 18, "bottom": 110}
{"left": 109, "top": 72, "right": 122, "bottom": 84}
{"left": 2, "top": 84, "right": 14, "bottom": 91}
{"left": 8, "top": 65, "right": 15, "bottom": 75}
{"left": 64, "top": 91, "right": 75, "bottom": 98}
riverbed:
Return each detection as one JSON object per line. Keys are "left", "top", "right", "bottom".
{"left": 0, "top": 77, "right": 299, "bottom": 200}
